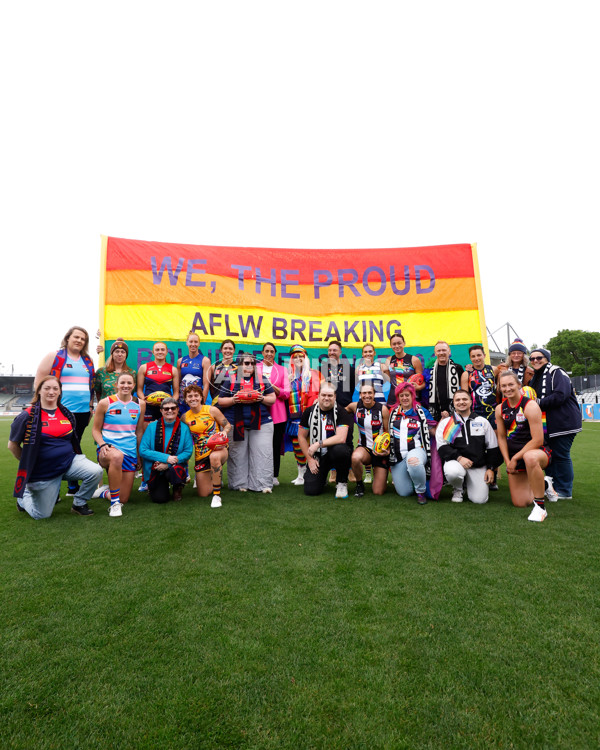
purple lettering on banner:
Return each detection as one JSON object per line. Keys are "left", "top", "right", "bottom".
{"left": 151, "top": 257, "right": 185, "bottom": 285}
{"left": 309, "top": 320, "right": 322, "bottom": 341}
{"left": 415, "top": 265, "right": 435, "bottom": 294}
{"left": 313, "top": 270, "right": 333, "bottom": 299}
{"left": 362, "top": 266, "right": 386, "bottom": 296}
{"left": 325, "top": 321, "right": 341, "bottom": 342}
{"left": 185, "top": 259, "right": 207, "bottom": 287}
{"left": 390, "top": 265, "right": 410, "bottom": 295}
{"left": 209, "top": 313, "right": 223, "bottom": 335}
{"left": 290, "top": 319, "right": 307, "bottom": 341}
{"left": 369, "top": 321, "right": 384, "bottom": 343}
{"left": 232, "top": 265, "right": 252, "bottom": 290}
{"left": 239, "top": 315, "right": 263, "bottom": 338}
{"left": 137, "top": 349, "right": 154, "bottom": 367}
{"left": 344, "top": 319, "right": 360, "bottom": 342}
{"left": 386, "top": 320, "right": 402, "bottom": 339}
{"left": 337, "top": 269, "right": 360, "bottom": 298}
{"left": 255, "top": 268, "right": 277, "bottom": 297}
{"left": 224, "top": 315, "right": 239, "bottom": 337}
{"left": 281, "top": 270, "right": 300, "bottom": 299}
{"left": 272, "top": 318, "right": 287, "bottom": 339}
{"left": 191, "top": 313, "right": 208, "bottom": 335}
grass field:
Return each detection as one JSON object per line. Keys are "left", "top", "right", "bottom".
{"left": 1, "top": 418, "right": 599, "bottom": 749}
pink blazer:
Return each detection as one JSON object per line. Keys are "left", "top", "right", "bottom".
{"left": 256, "top": 362, "right": 291, "bottom": 424}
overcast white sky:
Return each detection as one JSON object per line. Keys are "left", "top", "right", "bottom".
{"left": 1, "top": 1, "right": 598, "bottom": 374}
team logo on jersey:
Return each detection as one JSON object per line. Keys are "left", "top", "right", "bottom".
{"left": 112, "top": 409, "right": 122, "bottom": 415}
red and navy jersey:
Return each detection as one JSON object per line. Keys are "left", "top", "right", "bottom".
{"left": 143, "top": 362, "right": 174, "bottom": 396}
{"left": 33, "top": 407, "right": 75, "bottom": 481}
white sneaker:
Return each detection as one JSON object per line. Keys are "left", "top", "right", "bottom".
{"left": 138, "top": 481, "right": 148, "bottom": 492}
{"left": 291, "top": 465, "right": 306, "bottom": 485}
{"left": 528, "top": 504, "right": 547, "bottom": 522}
{"left": 262, "top": 487, "right": 272, "bottom": 494}
{"left": 544, "top": 476, "right": 558, "bottom": 502}
{"left": 335, "top": 482, "right": 348, "bottom": 499}
{"left": 238, "top": 487, "right": 247, "bottom": 492}
{"left": 136, "top": 471, "right": 143, "bottom": 478}
{"left": 109, "top": 502, "right": 123, "bottom": 517}
{"left": 451, "top": 488, "right": 464, "bottom": 503}
{"left": 193, "top": 479, "right": 197, "bottom": 489}
{"left": 364, "top": 468, "right": 373, "bottom": 484}
{"left": 93, "top": 484, "right": 110, "bottom": 499}
{"left": 272, "top": 477, "right": 280, "bottom": 487}
{"left": 210, "top": 495, "right": 222, "bottom": 508}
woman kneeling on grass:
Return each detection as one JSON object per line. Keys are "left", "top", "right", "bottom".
{"left": 8, "top": 376, "right": 103, "bottom": 518}
{"left": 495, "top": 371, "right": 551, "bottom": 522}
{"left": 92, "top": 372, "right": 146, "bottom": 517}
{"left": 387, "top": 381, "right": 435, "bottom": 505}
{"left": 181, "top": 384, "right": 231, "bottom": 508}
{"left": 139, "top": 398, "right": 194, "bottom": 504}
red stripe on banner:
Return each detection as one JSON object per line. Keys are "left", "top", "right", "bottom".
{"left": 106, "top": 237, "right": 475, "bottom": 281}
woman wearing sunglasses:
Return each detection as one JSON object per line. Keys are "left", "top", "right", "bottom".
{"left": 216, "top": 353, "right": 276, "bottom": 493}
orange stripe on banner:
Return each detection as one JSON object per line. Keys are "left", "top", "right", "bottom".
{"left": 105, "top": 237, "right": 475, "bottom": 280}
{"left": 105, "top": 270, "right": 478, "bottom": 314}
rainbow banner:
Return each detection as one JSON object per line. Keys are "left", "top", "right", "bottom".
{"left": 99, "top": 236, "right": 487, "bottom": 367}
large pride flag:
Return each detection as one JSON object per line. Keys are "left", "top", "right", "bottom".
{"left": 99, "top": 236, "right": 488, "bottom": 367}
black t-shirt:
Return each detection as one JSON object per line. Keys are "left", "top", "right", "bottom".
{"left": 299, "top": 404, "right": 354, "bottom": 448}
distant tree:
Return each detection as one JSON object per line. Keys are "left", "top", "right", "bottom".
{"left": 544, "top": 330, "right": 600, "bottom": 376}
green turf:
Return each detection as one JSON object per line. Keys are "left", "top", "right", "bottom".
{"left": 1, "top": 418, "right": 598, "bottom": 749}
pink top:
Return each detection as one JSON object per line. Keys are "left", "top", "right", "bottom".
{"left": 256, "top": 362, "right": 291, "bottom": 424}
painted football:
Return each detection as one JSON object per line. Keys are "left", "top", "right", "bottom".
{"left": 206, "top": 432, "right": 229, "bottom": 451}
{"left": 145, "top": 391, "right": 171, "bottom": 405}
{"left": 373, "top": 432, "right": 391, "bottom": 455}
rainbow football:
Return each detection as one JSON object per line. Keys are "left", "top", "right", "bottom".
{"left": 206, "top": 433, "right": 229, "bottom": 451}
{"left": 409, "top": 373, "right": 425, "bottom": 387}
{"left": 145, "top": 391, "right": 171, "bottom": 405}
{"left": 373, "top": 432, "right": 391, "bottom": 455}
{"left": 521, "top": 385, "right": 537, "bottom": 400}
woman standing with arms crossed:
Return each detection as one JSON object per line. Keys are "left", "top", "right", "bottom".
{"left": 256, "top": 342, "right": 290, "bottom": 486}
{"left": 36, "top": 326, "right": 96, "bottom": 497}
{"left": 92, "top": 372, "right": 146, "bottom": 517}
{"left": 496, "top": 371, "right": 551, "bottom": 522}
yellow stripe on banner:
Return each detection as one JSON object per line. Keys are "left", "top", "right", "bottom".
{"left": 105, "top": 270, "right": 478, "bottom": 314}
{"left": 105, "top": 305, "right": 483, "bottom": 348}
{"left": 98, "top": 235, "right": 108, "bottom": 367}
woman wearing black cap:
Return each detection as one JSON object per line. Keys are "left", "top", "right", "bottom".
{"left": 94, "top": 339, "right": 137, "bottom": 401}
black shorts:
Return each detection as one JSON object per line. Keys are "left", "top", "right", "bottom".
{"left": 511, "top": 445, "right": 551, "bottom": 472}
{"left": 359, "top": 445, "right": 389, "bottom": 470}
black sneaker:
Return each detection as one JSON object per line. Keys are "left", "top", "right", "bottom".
{"left": 354, "top": 481, "right": 365, "bottom": 498}
{"left": 71, "top": 503, "right": 94, "bottom": 516}
{"left": 66, "top": 482, "right": 80, "bottom": 497}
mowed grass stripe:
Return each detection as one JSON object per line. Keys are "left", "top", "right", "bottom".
{"left": 0, "top": 422, "right": 598, "bottom": 749}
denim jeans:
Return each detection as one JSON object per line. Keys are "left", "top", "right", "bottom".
{"left": 390, "top": 448, "right": 427, "bottom": 496}
{"left": 20, "top": 454, "right": 103, "bottom": 519}
{"left": 547, "top": 433, "right": 577, "bottom": 497}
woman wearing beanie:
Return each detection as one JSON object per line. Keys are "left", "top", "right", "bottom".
{"left": 94, "top": 339, "right": 137, "bottom": 400}
{"left": 497, "top": 338, "right": 533, "bottom": 386}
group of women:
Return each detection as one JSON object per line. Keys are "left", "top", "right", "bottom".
{"left": 9, "top": 327, "right": 568, "bottom": 522}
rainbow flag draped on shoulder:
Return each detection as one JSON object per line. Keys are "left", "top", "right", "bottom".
{"left": 99, "top": 237, "right": 488, "bottom": 367}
